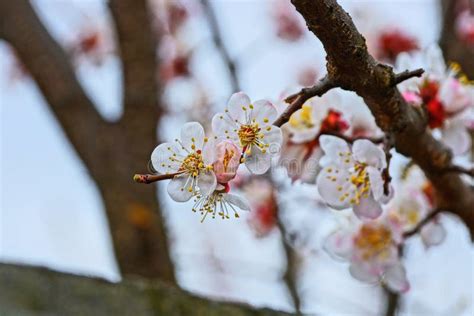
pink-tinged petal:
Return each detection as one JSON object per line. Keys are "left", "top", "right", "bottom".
{"left": 213, "top": 140, "right": 241, "bottom": 183}
{"left": 439, "top": 77, "right": 470, "bottom": 113}
{"left": 196, "top": 170, "right": 217, "bottom": 196}
{"left": 383, "top": 263, "right": 410, "bottom": 293}
{"left": 224, "top": 193, "right": 251, "bottom": 211}
{"left": 180, "top": 122, "right": 205, "bottom": 151}
{"left": 227, "top": 92, "right": 251, "bottom": 124}
{"left": 349, "top": 262, "right": 379, "bottom": 284}
{"left": 245, "top": 146, "right": 272, "bottom": 174}
{"left": 251, "top": 99, "right": 278, "bottom": 125}
{"left": 353, "top": 194, "right": 383, "bottom": 220}
{"left": 367, "top": 166, "right": 384, "bottom": 201}
{"left": 316, "top": 165, "right": 351, "bottom": 210}
{"left": 319, "top": 135, "right": 352, "bottom": 167}
{"left": 352, "top": 139, "right": 386, "bottom": 169}
{"left": 441, "top": 122, "right": 471, "bottom": 155}
{"left": 151, "top": 142, "right": 183, "bottom": 174}
{"left": 167, "top": 175, "right": 193, "bottom": 202}
{"left": 289, "top": 126, "right": 320, "bottom": 143}
{"left": 202, "top": 137, "right": 217, "bottom": 166}
{"left": 323, "top": 230, "right": 353, "bottom": 260}
{"left": 420, "top": 221, "right": 446, "bottom": 247}
{"left": 402, "top": 91, "right": 422, "bottom": 106}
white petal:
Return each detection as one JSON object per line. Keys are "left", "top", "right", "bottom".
{"left": 245, "top": 146, "right": 272, "bottom": 174}
{"left": 224, "top": 193, "right": 251, "bottom": 211}
{"left": 353, "top": 139, "right": 386, "bottom": 169}
{"left": 323, "top": 230, "right": 353, "bottom": 260}
{"left": 227, "top": 92, "right": 251, "bottom": 124}
{"left": 349, "top": 262, "right": 379, "bottom": 284}
{"left": 167, "top": 175, "right": 193, "bottom": 202}
{"left": 425, "top": 44, "right": 446, "bottom": 77}
{"left": 263, "top": 126, "right": 283, "bottom": 155}
{"left": 250, "top": 99, "right": 278, "bottom": 124}
{"left": 197, "top": 170, "right": 217, "bottom": 196}
{"left": 441, "top": 122, "right": 471, "bottom": 155}
{"left": 383, "top": 263, "right": 410, "bottom": 293}
{"left": 212, "top": 112, "right": 239, "bottom": 141}
{"left": 319, "top": 135, "right": 352, "bottom": 167}
{"left": 367, "top": 166, "right": 384, "bottom": 201}
{"left": 353, "top": 194, "right": 383, "bottom": 220}
{"left": 202, "top": 137, "right": 216, "bottom": 165}
{"left": 289, "top": 127, "right": 320, "bottom": 143}
{"left": 420, "top": 221, "right": 446, "bottom": 247}
{"left": 316, "top": 165, "right": 351, "bottom": 210}
{"left": 180, "top": 122, "right": 205, "bottom": 151}
{"left": 151, "top": 142, "right": 183, "bottom": 174}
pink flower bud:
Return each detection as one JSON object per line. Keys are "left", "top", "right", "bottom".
{"left": 213, "top": 141, "right": 241, "bottom": 184}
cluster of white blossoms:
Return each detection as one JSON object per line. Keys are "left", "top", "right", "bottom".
{"left": 151, "top": 92, "right": 282, "bottom": 221}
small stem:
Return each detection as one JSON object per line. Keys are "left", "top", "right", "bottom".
{"left": 392, "top": 68, "right": 424, "bottom": 85}
{"left": 382, "top": 135, "right": 394, "bottom": 195}
{"left": 273, "top": 76, "right": 336, "bottom": 127}
{"left": 444, "top": 165, "right": 474, "bottom": 177}
{"left": 133, "top": 173, "right": 179, "bottom": 184}
{"left": 319, "top": 131, "right": 384, "bottom": 144}
{"left": 403, "top": 208, "right": 444, "bottom": 238}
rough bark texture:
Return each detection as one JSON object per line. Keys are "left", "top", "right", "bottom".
{"left": 439, "top": 0, "right": 474, "bottom": 78}
{"left": 0, "top": 263, "right": 288, "bottom": 316}
{"left": 291, "top": 0, "right": 474, "bottom": 238}
{"left": 0, "top": 0, "right": 174, "bottom": 281}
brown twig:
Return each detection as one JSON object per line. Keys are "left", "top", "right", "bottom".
{"left": 133, "top": 173, "right": 179, "bottom": 184}
{"left": 382, "top": 135, "right": 394, "bottom": 195}
{"left": 392, "top": 68, "right": 424, "bottom": 85}
{"left": 273, "top": 76, "right": 336, "bottom": 127}
{"left": 319, "top": 131, "right": 384, "bottom": 144}
{"left": 201, "top": 0, "right": 240, "bottom": 92}
{"left": 444, "top": 165, "right": 474, "bottom": 177}
{"left": 403, "top": 208, "right": 444, "bottom": 239}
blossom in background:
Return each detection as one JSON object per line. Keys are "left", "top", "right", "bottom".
{"left": 324, "top": 219, "right": 409, "bottom": 293}
{"left": 151, "top": 122, "right": 216, "bottom": 202}
{"left": 316, "top": 135, "right": 390, "bottom": 219}
{"left": 212, "top": 92, "right": 283, "bottom": 175}
{"left": 456, "top": 10, "right": 474, "bottom": 45}
{"left": 192, "top": 184, "right": 250, "bottom": 222}
{"left": 396, "top": 45, "right": 474, "bottom": 155}
{"left": 213, "top": 140, "right": 241, "bottom": 184}
{"left": 68, "top": 25, "right": 114, "bottom": 66}
{"left": 279, "top": 91, "right": 350, "bottom": 183}
{"left": 376, "top": 28, "right": 419, "bottom": 63}
{"left": 244, "top": 177, "right": 278, "bottom": 237}
{"left": 272, "top": 0, "right": 305, "bottom": 42}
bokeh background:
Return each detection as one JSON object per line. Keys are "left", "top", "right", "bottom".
{"left": 1, "top": 0, "right": 472, "bottom": 315}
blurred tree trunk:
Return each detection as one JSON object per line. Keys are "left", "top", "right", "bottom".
{"left": 439, "top": 0, "right": 474, "bottom": 77}
{"left": 0, "top": 0, "right": 175, "bottom": 283}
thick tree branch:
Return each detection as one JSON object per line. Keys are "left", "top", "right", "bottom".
{"left": 201, "top": 0, "right": 240, "bottom": 92}
{"left": 290, "top": 0, "right": 474, "bottom": 239}
{"left": 0, "top": 0, "right": 107, "bottom": 172}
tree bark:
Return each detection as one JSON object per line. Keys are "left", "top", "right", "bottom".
{"left": 0, "top": 0, "right": 175, "bottom": 282}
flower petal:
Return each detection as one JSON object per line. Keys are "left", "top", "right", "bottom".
{"left": 151, "top": 142, "right": 183, "bottom": 174}
{"left": 167, "top": 175, "right": 193, "bottom": 202}
{"left": 245, "top": 146, "right": 272, "bottom": 174}
{"left": 383, "top": 263, "right": 410, "bottom": 293}
{"left": 197, "top": 170, "right": 217, "bottom": 196}
{"left": 202, "top": 137, "right": 217, "bottom": 165}
{"left": 367, "top": 166, "right": 384, "bottom": 201}
{"left": 212, "top": 112, "right": 239, "bottom": 141}
{"left": 250, "top": 99, "right": 278, "bottom": 124}
{"left": 224, "top": 193, "right": 251, "bottom": 211}
{"left": 323, "top": 230, "right": 353, "bottom": 260}
{"left": 319, "top": 135, "right": 352, "bottom": 167}
{"left": 180, "top": 122, "right": 205, "bottom": 151}
{"left": 353, "top": 139, "right": 386, "bottom": 169}
{"left": 316, "top": 165, "right": 351, "bottom": 210}
{"left": 353, "top": 194, "right": 383, "bottom": 220}
{"left": 420, "top": 221, "right": 446, "bottom": 247}
{"left": 349, "top": 262, "right": 379, "bottom": 284}
{"left": 227, "top": 92, "right": 251, "bottom": 124}
{"left": 441, "top": 121, "right": 471, "bottom": 155}
{"left": 263, "top": 126, "right": 283, "bottom": 155}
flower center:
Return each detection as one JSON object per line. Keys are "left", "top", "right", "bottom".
{"left": 325, "top": 160, "right": 371, "bottom": 205}
{"left": 223, "top": 148, "right": 235, "bottom": 171}
{"left": 289, "top": 104, "right": 314, "bottom": 129}
{"left": 354, "top": 224, "right": 392, "bottom": 260}
{"left": 238, "top": 123, "right": 261, "bottom": 147}
{"left": 180, "top": 151, "right": 204, "bottom": 177}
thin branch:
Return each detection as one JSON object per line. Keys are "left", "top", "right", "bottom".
{"left": 319, "top": 131, "right": 384, "bottom": 144}
{"left": 273, "top": 76, "right": 336, "bottom": 127}
{"left": 201, "top": 0, "right": 240, "bottom": 92}
{"left": 134, "top": 173, "right": 179, "bottom": 184}
{"left": 382, "top": 135, "right": 395, "bottom": 195}
{"left": 392, "top": 68, "right": 424, "bottom": 86}
{"left": 444, "top": 165, "right": 474, "bottom": 177}
{"left": 403, "top": 208, "right": 444, "bottom": 239}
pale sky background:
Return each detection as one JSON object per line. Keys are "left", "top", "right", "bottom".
{"left": 1, "top": 0, "right": 472, "bottom": 315}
